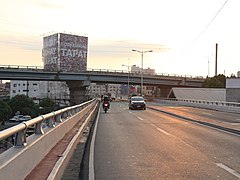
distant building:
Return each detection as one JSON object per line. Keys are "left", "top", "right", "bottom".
{"left": 130, "top": 65, "right": 155, "bottom": 75}
{"left": 10, "top": 80, "right": 70, "bottom": 106}
{"left": 0, "top": 81, "right": 10, "bottom": 100}
{"left": 130, "top": 65, "right": 156, "bottom": 96}
{"left": 237, "top": 71, "right": 240, "bottom": 77}
{"left": 88, "top": 83, "right": 121, "bottom": 98}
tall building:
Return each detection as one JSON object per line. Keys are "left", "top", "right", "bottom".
{"left": 40, "top": 33, "right": 88, "bottom": 105}
{"left": 42, "top": 33, "right": 88, "bottom": 72}
{"left": 237, "top": 71, "right": 240, "bottom": 77}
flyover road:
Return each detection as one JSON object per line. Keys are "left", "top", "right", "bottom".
{"left": 82, "top": 101, "right": 240, "bottom": 180}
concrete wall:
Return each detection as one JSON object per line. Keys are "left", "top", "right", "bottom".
{"left": 226, "top": 78, "right": 240, "bottom": 102}
{"left": 226, "top": 88, "right": 240, "bottom": 103}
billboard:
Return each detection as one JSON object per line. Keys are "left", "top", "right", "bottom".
{"left": 59, "top": 33, "right": 88, "bottom": 72}
{"left": 42, "top": 34, "right": 58, "bottom": 71}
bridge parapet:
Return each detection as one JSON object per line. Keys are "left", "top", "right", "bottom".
{"left": 0, "top": 64, "right": 205, "bottom": 80}
{"left": 0, "top": 99, "right": 98, "bottom": 180}
{"left": 160, "top": 98, "right": 240, "bottom": 114}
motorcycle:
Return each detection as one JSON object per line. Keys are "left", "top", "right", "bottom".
{"left": 103, "top": 102, "right": 109, "bottom": 113}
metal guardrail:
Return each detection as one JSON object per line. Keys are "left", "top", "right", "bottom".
{"left": 0, "top": 64, "right": 205, "bottom": 79}
{"left": 0, "top": 99, "right": 95, "bottom": 147}
{"left": 164, "top": 98, "right": 240, "bottom": 107}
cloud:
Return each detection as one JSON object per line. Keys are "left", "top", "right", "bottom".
{"left": 0, "top": 35, "right": 41, "bottom": 52}
{"left": 89, "top": 39, "right": 168, "bottom": 58}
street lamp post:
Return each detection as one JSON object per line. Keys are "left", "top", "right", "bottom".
{"left": 122, "top": 64, "right": 130, "bottom": 98}
{"left": 132, "top": 49, "right": 153, "bottom": 96}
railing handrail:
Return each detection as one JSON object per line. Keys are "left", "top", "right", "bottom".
{"left": 0, "top": 99, "right": 95, "bottom": 146}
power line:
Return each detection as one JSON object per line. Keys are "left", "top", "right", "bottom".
{"left": 188, "top": 0, "right": 230, "bottom": 48}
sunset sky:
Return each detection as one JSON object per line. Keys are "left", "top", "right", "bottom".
{"left": 0, "top": 0, "right": 239, "bottom": 77}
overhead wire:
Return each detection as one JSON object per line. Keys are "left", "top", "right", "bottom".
{"left": 183, "top": 0, "right": 230, "bottom": 52}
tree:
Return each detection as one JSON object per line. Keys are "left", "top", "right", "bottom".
{"left": 203, "top": 74, "right": 226, "bottom": 88}
{"left": 0, "top": 100, "right": 12, "bottom": 125}
{"left": 8, "top": 94, "right": 39, "bottom": 118}
{"left": 39, "top": 98, "right": 55, "bottom": 115}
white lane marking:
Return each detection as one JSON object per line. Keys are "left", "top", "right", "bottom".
{"left": 89, "top": 107, "right": 100, "bottom": 180}
{"left": 216, "top": 163, "right": 240, "bottom": 179}
{"left": 137, "top": 117, "right": 144, "bottom": 121}
{"left": 202, "top": 112, "right": 212, "bottom": 115}
{"left": 230, "top": 123, "right": 240, "bottom": 126}
{"left": 156, "top": 128, "right": 171, "bottom": 136}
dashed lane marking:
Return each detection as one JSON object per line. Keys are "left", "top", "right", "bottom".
{"left": 156, "top": 128, "right": 171, "bottom": 136}
{"left": 216, "top": 163, "right": 240, "bottom": 179}
{"left": 137, "top": 117, "right": 144, "bottom": 121}
{"left": 202, "top": 112, "right": 212, "bottom": 116}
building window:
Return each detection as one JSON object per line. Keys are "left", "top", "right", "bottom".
{"left": 33, "top": 83, "right": 37, "bottom": 86}
{"left": 12, "top": 90, "right": 16, "bottom": 93}
{"left": 13, "top": 84, "right": 17, "bottom": 87}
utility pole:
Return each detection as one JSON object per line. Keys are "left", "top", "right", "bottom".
{"left": 215, "top": 43, "right": 218, "bottom": 76}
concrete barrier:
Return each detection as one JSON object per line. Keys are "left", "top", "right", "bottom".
{"left": 0, "top": 99, "right": 97, "bottom": 180}
{"left": 159, "top": 98, "right": 240, "bottom": 114}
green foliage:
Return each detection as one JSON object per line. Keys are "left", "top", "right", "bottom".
{"left": 39, "top": 98, "right": 55, "bottom": 114}
{"left": 8, "top": 94, "right": 39, "bottom": 118}
{"left": 0, "top": 100, "right": 12, "bottom": 124}
{"left": 203, "top": 74, "right": 226, "bottom": 88}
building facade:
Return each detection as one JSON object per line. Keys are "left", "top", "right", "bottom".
{"left": 131, "top": 65, "right": 155, "bottom": 75}
{"left": 10, "top": 80, "right": 70, "bottom": 106}
{"left": 88, "top": 83, "right": 121, "bottom": 98}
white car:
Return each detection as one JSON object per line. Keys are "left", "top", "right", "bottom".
{"left": 129, "top": 96, "right": 146, "bottom": 110}
{"left": 9, "top": 115, "right": 31, "bottom": 122}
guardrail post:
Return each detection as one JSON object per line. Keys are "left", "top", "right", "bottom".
{"left": 14, "top": 129, "right": 27, "bottom": 146}
{"left": 47, "top": 117, "right": 55, "bottom": 128}
{"left": 55, "top": 114, "right": 62, "bottom": 123}
{"left": 67, "top": 110, "right": 72, "bottom": 117}
{"left": 35, "top": 120, "right": 44, "bottom": 134}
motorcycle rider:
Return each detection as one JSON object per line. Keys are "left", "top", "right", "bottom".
{"left": 102, "top": 95, "right": 110, "bottom": 110}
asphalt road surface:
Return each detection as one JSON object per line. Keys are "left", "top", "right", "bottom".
{"left": 85, "top": 101, "right": 240, "bottom": 180}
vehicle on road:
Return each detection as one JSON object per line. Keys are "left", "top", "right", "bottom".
{"left": 9, "top": 115, "right": 31, "bottom": 122}
{"left": 102, "top": 95, "right": 110, "bottom": 113}
{"left": 129, "top": 96, "right": 146, "bottom": 110}
{"left": 103, "top": 102, "right": 109, "bottom": 113}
